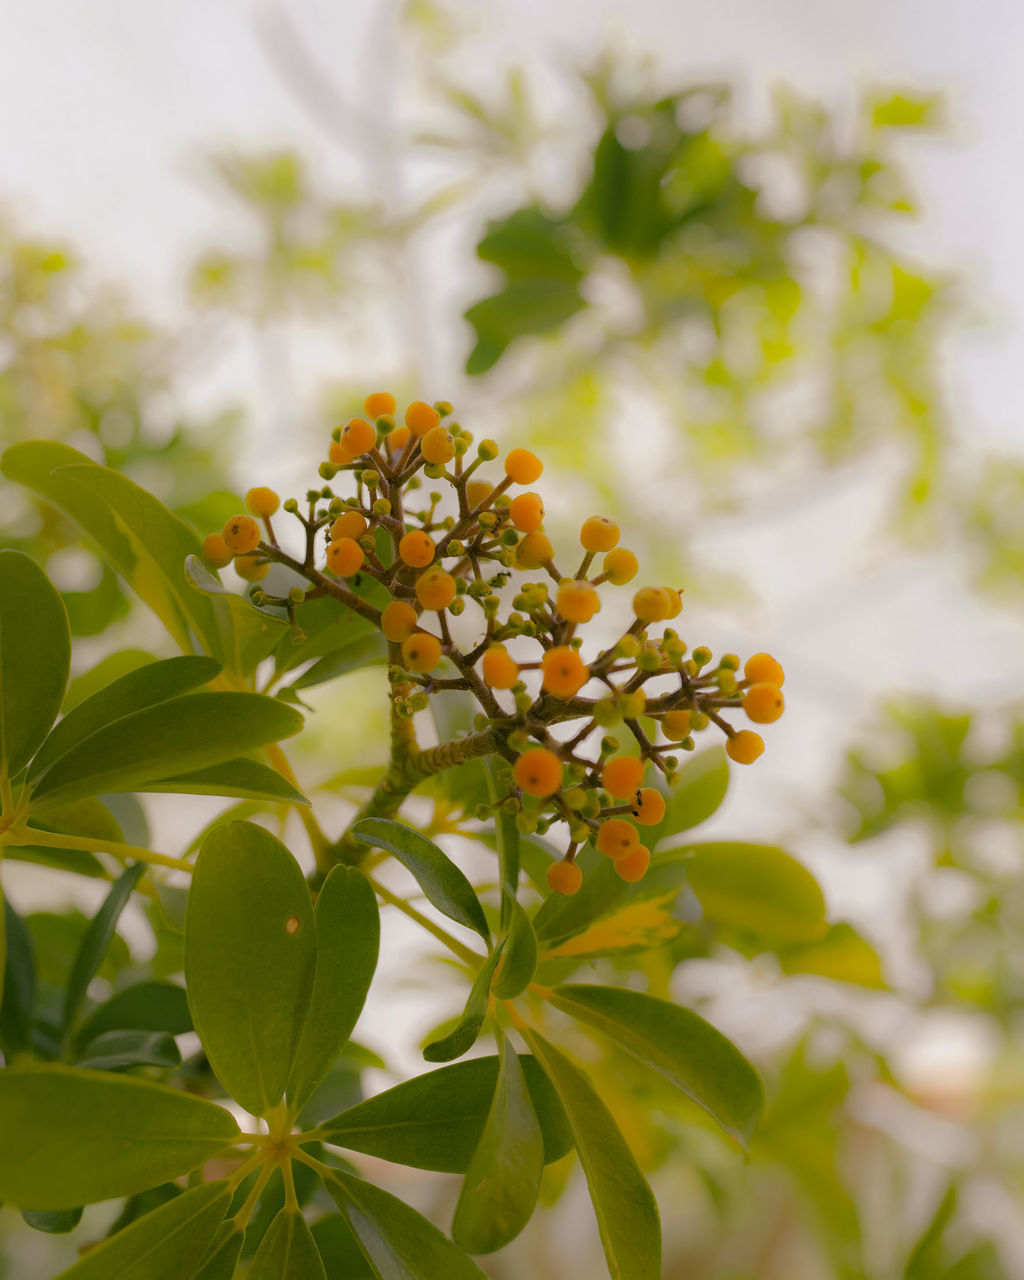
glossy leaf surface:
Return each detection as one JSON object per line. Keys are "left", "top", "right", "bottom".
{"left": 249, "top": 1208, "right": 327, "bottom": 1280}
{"left": 422, "top": 944, "right": 502, "bottom": 1063}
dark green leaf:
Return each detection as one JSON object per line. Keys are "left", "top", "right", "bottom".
{"left": 286, "top": 865, "right": 380, "bottom": 1111}
{"left": 550, "top": 984, "right": 764, "bottom": 1146}
{"left": 0, "top": 549, "right": 70, "bottom": 779}
{"left": 63, "top": 861, "right": 146, "bottom": 1042}
{"left": 0, "top": 1065, "right": 238, "bottom": 1207}
{"left": 353, "top": 818, "right": 490, "bottom": 943}
{"left": 22, "top": 1207, "right": 82, "bottom": 1234}
{"left": 76, "top": 1029, "right": 182, "bottom": 1071}
{"left": 1, "top": 896, "right": 35, "bottom": 1055}
{"left": 487, "top": 759, "right": 520, "bottom": 929}
{"left": 186, "top": 821, "right": 315, "bottom": 1116}
{"left": 75, "top": 979, "right": 192, "bottom": 1048}
{"left": 522, "top": 1028, "right": 661, "bottom": 1279}
{"left": 452, "top": 1030, "right": 544, "bottom": 1253}
{"left": 52, "top": 1179, "right": 232, "bottom": 1279}
{"left": 323, "top": 1167, "right": 487, "bottom": 1279}
{"left": 310, "top": 1214, "right": 375, "bottom": 1279}
{"left": 250, "top": 1208, "right": 327, "bottom": 1279}
{"left": 193, "top": 1222, "right": 245, "bottom": 1280}
{"left": 141, "top": 757, "right": 309, "bottom": 805}
{"left": 62, "top": 650, "right": 156, "bottom": 712}
{"left": 29, "top": 692, "right": 303, "bottom": 811}
{"left": 291, "top": 633, "right": 389, "bottom": 690}
{"left": 492, "top": 900, "right": 537, "bottom": 999}
{"left": 465, "top": 280, "right": 586, "bottom": 375}
{"left": 423, "top": 944, "right": 502, "bottom": 1063}
{"left": 316, "top": 1054, "right": 572, "bottom": 1171}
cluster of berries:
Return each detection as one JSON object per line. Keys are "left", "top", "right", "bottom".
{"left": 202, "top": 394, "right": 785, "bottom": 896}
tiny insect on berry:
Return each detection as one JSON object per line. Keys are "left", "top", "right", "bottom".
{"left": 415, "top": 567, "right": 457, "bottom": 612}
{"left": 514, "top": 746, "right": 563, "bottom": 798}
{"left": 402, "top": 631, "right": 442, "bottom": 672}
{"left": 342, "top": 417, "right": 377, "bottom": 456}
{"left": 364, "top": 391, "right": 397, "bottom": 418}
{"left": 614, "top": 843, "right": 651, "bottom": 883}
{"left": 331, "top": 510, "right": 368, "bottom": 541}
{"left": 661, "top": 710, "right": 692, "bottom": 740}
{"left": 405, "top": 400, "right": 441, "bottom": 437}
{"left": 234, "top": 552, "right": 269, "bottom": 582}
{"left": 743, "top": 683, "right": 785, "bottom": 724}
{"left": 596, "top": 818, "right": 640, "bottom": 858}
{"left": 541, "top": 646, "right": 590, "bottom": 698}
{"left": 202, "top": 533, "right": 233, "bottom": 569}
{"left": 245, "top": 487, "right": 280, "bottom": 518}
{"left": 546, "top": 860, "right": 583, "bottom": 895}
{"left": 509, "top": 492, "right": 545, "bottom": 532}
{"left": 326, "top": 538, "right": 365, "bottom": 578}
{"left": 481, "top": 646, "right": 520, "bottom": 689}
{"left": 580, "top": 515, "right": 620, "bottom": 553}
{"left": 399, "top": 529, "right": 436, "bottom": 568}
{"left": 556, "top": 580, "right": 601, "bottom": 624}
{"left": 603, "top": 548, "right": 639, "bottom": 585}
{"left": 631, "top": 787, "right": 666, "bottom": 825}
{"left": 726, "top": 730, "right": 764, "bottom": 764}
{"left": 504, "top": 448, "right": 543, "bottom": 485}
{"left": 222, "top": 514, "right": 261, "bottom": 555}
{"left": 516, "top": 531, "right": 555, "bottom": 570}
{"left": 744, "top": 652, "right": 785, "bottom": 687}
{"left": 420, "top": 425, "right": 456, "bottom": 465}
{"left": 602, "top": 755, "right": 645, "bottom": 799}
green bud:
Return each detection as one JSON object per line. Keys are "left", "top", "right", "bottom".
{"left": 288, "top": 587, "right": 305, "bottom": 605}
{"left": 360, "top": 469, "right": 379, "bottom": 488}
{"left": 318, "top": 463, "right": 339, "bottom": 481}
{"left": 477, "top": 439, "right": 499, "bottom": 460}
{"left": 372, "top": 498, "right": 392, "bottom": 516}
{"left": 283, "top": 497, "right": 299, "bottom": 513}
{"left": 593, "top": 698, "right": 619, "bottom": 727}
{"left": 478, "top": 511, "right": 497, "bottom": 529}
{"left": 409, "top": 692, "right": 429, "bottom": 712}
{"left": 435, "top": 400, "right": 454, "bottom": 417}
{"left": 637, "top": 647, "right": 660, "bottom": 672}
{"left": 515, "top": 811, "right": 539, "bottom": 834}
{"left": 502, "top": 797, "right": 519, "bottom": 816}
{"left": 681, "top": 736, "right": 695, "bottom": 751}
{"left": 720, "top": 653, "right": 740, "bottom": 671}
{"left": 330, "top": 424, "right": 343, "bottom": 442}
{"left": 692, "top": 646, "right": 712, "bottom": 668}
{"left": 376, "top": 414, "right": 396, "bottom": 433}
{"left": 448, "top": 539, "right": 465, "bottom": 556}
{"left": 690, "top": 712, "right": 709, "bottom": 731}
{"left": 600, "top": 735, "right": 620, "bottom": 755}
{"left": 448, "top": 598, "right": 465, "bottom": 616}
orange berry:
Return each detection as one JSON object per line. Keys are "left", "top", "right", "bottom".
{"left": 661, "top": 710, "right": 692, "bottom": 740}
{"left": 399, "top": 530, "right": 435, "bottom": 568}
{"left": 602, "top": 755, "right": 645, "bottom": 799}
{"left": 744, "top": 652, "right": 785, "bottom": 687}
{"left": 466, "top": 481, "right": 494, "bottom": 510}
{"left": 330, "top": 510, "right": 368, "bottom": 541}
{"left": 630, "top": 787, "right": 666, "bottom": 826}
{"left": 405, "top": 400, "right": 441, "bottom": 436}
{"left": 509, "top": 492, "right": 545, "bottom": 532}
{"left": 222, "top": 514, "right": 261, "bottom": 554}
{"left": 541, "top": 646, "right": 589, "bottom": 698}
{"left": 481, "top": 646, "right": 520, "bottom": 689}
{"left": 326, "top": 538, "right": 365, "bottom": 578}
{"left": 514, "top": 747, "right": 563, "bottom": 798}
{"left": 632, "top": 586, "right": 672, "bottom": 623}
{"left": 402, "top": 631, "right": 442, "bottom": 672}
{"left": 330, "top": 440, "right": 355, "bottom": 465}
{"left": 596, "top": 818, "right": 639, "bottom": 858}
{"left": 546, "top": 860, "right": 583, "bottom": 895}
{"left": 662, "top": 588, "right": 683, "bottom": 619}
{"left": 515, "top": 531, "right": 555, "bottom": 570}
{"left": 388, "top": 425, "right": 411, "bottom": 455}
{"left": 603, "top": 548, "right": 638, "bottom": 585}
{"left": 726, "top": 730, "right": 764, "bottom": 764}
{"left": 580, "top": 516, "right": 620, "bottom": 553}
{"left": 415, "top": 567, "right": 456, "bottom": 611}
{"left": 614, "top": 843, "right": 651, "bottom": 883}
{"left": 245, "top": 487, "right": 280, "bottom": 518}
{"left": 556, "top": 580, "right": 601, "bottom": 624}
{"left": 743, "top": 684, "right": 785, "bottom": 724}
{"left": 504, "top": 448, "right": 543, "bottom": 485}
{"left": 342, "top": 417, "right": 377, "bottom": 456}
{"left": 380, "top": 601, "right": 419, "bottom": 643}
{"left": 234, "top": 552, "right": 269, "bottom": 582}
{"left": 364, "top": 391, "right": 397, "bottom": 419}
{"left": 421, "top": 425, "right": 455, "bottom": 465}
{"left": 202, "top": 533, "right": 233, "bottom": 570}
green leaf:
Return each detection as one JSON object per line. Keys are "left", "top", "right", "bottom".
{"left": 63, "top": 860, "right": 146, "bottom": 1042}
{"left": 466, "top": 280, "right": 586, "bottom": 375}
{"left": 22, "top": 1207, "right": 82, "bottom": 1234}
{"left": 250, "top": 1208, "right": 327, "bottom": 1279}
{"left": 76, "top": 1029, "right": 182, "bottom": 1071}
{"left": 549, "top": 984, "right": 764, "bottom": 1146}
{"left": 290, "top": 632, "right": 389, "bottom": 690}
{"left": 310, "top": 1214, "right": 374, "bottom": 1279}
{"left": 140, "top": 757, "right": 310, "bottom": 805}
{"left": 487, "top": 759, "right": 520, "bottom": 930}
{"left": 184, "top": 555, "right": 291, "bottom": 675}
{"left": 0, "top": 549, "right": 71, "bottom": 780}
{"left": 0, "top": 1065, "right": 238, "bottom": 1208}
{"left": 522, "top": 1028, "right": 662, "bottom": 1280}
{"left": 647, "top": 747, "right": 729, "bottom": 849}
{"left": 676, "top": 842, "right": 828, "bottom": 943}
{"left": 192, "top": 1222, "right": 245, "bottom": 1280}
{"left": 186, "top": 820, "right": 316, "bottom": 1116}
{"left": 272, "top": 589, "right": 387, "bottom": 680}
{"left": 870, "top": 90, "right": 944, "bottom": 129}
{"left": 316, "top": 1054, "right": 572, "bottom": 1172}
{"left": 353, "top": 818, "right": 490, "bottom": 943}
{"left": 1, "top": 896, "right": 35, "bottom": 1055}
{"left": 29, "top": 656, "right": 221, "bottom": 782}
{"left": 28, "top": 692, "right": 303, "bottom": 811}
{"left": 75, "top": 980, "right": 191, "bottom": 1048}
{"left": 422, "top": 944, "right": 503, "bottom": 1063}
{"left": 286, "top": 865, "right": 380, "bottom": 1111}
{"left": 63, "top": 649, "right": 157, "bottom": 712}
{"left": 52, "top": 1179, "right": 232, "bottom": 1279}
{"left": 323, "top": 1167, "right": 488, "bottom": 1279}
{"left": 452, "top": 1030, "right": 544, "bottom": 1253}
{"left": 778, "top": 922, "right": 886, "bottom": 988}
{"left": 492, "top": 899, "right": 537, "bottom": 999}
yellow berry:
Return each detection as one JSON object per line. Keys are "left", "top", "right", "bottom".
{"left": 580, "top": 516, "right": 620, "bottom": 553}
{"left": 364, "top": 391, "right": 397, "bottom": 418}
{"left": 329, "top": 440, "right": 355, "bottom": 465}
{"left": 744, "top": 652, "right": 785, "bottom": 687}
{"left": 234, "top": 552, "right": 268, "bottom": 582}
{"left": 388, "top": 425, "right": 411, "bottom": 455}
{"left": 481, "top": 646, "right": 519, "bottom": 689}
{"left": 330, "top": 510, "right": 368, "bottom": 541}
{"left": 541, "top": 646, "right": 589, "bottom": 698}
{"left": 504, "top": 448, "right": 543, "bottom": 485}
{"left": 661, "top": 710, "right": 692, "bottom": 740}
{"left": 342, "top": 417, "right": 377, "bottom": 456}
{"left": 630, "top": 787, "right": 666, "bottom": 826}
{"left": 202, "top": 533, "right": 233, "bottom": 570}
{"left": 326, "top": 538, "right": 365, "bottom": 577}
{"left": 381, "top": 600, "right": 419, "bottom": 642}
{"left": 222, "top": 514, "right": 261, "bottom": 555}
{"left": 632, "top": 586, "right": 672, "bottom": 623}
{"left": 603, "top": 548, "right": 639, "bottom": 585}
{"left": 399, "top": 530, "right": 435, "bottom": 568}
{"left": 466, "top": 481, "right": 494, "bottom": 510}
{"left": 514, "top": 747, "right": 563, "bottom": 798}
{"left": 662, "top": 588, "right": 683, "bottom": 619}
{"left": 421, "top": 425, "right": 456, "bottom": 465}
{"left": 546, "top": 860, "right": 583, "bottom": 895}
{"left": 515, "top": 531, "right": 555, "bottom": 570}
{"left": 402, "top": 631, "right": 442, "bottom": 672}
{"left": 405, "top": 400, "right": 441, "bottom": 437}
{"left": 602, "top": 756, "right": 645, "bottom": 799}
{"left": 596, "top": 818, "right": 639, "bottom": 858}
{"left": 614, "top": 843, "right": 651, "bottom": 883}
{"left": 509, "top": 492, "right": 545, "bottom": 532}
{"left": 743, "top": 684, "right": 785, "bottom": 724}
{"left": 245, "top": 487, "right": 280, "bottom": 518}
{"left": 415, "top": 568, "right": 456, "bottom": 611}
{"left": 726, "top": 730, "right": 764, "bottom": 764}
{"left": 556, "top": 580, "right": 601, "bottom": 624}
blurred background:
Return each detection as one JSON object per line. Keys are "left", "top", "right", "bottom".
{"left": 2, "top": 1, "right": 1024, "bottom": 1276}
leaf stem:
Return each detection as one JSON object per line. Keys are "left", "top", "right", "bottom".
{"left": 5, "top": 826, "right": 194, "bottom": 874}
{"left": 367, "top": 874, "right": 483, "bottom": 967}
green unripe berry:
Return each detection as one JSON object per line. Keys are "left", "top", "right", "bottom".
{"left": 478, "top": 439, "right": 499, "bottom": 460}
{"left": 478, "top": 511, "right": 497, "bottom": 529}
{"left": 593, "top": 698, "right": 619, "bottom": 727}
{"left": 288, "top": 587, "right": 306, "bottom": 604}
{"left": 330, "top": 425, "right": 343, "bottom": 442}
{"left": 617, "top": 634, "right": 642, "bottom": 659}
{"left": 637, "top": 647, "right": 660, "bottom": 672}
{"left": 681, "top": 736, "right": 695, "bottom": 751}
{"left": 376, "top": 414, "right": 396, "bottom": 433}
{"left": 319, "top": 463, "right": 339, "bottom": 480}
{"left": 436, "top": 400, "right": 454, "bottom": 417}
{"left": 600, "top": 735, "right": 620, "bottom": 756}
{"left": 448, "top": 598, "right": 465, "bottom": 616}
{"left": 328, "top": 497, "right": 345, "bottom": 515}
{"left": 720, "top": 653, "right": 740, "bottom": 671}
{"left": 360, "top": 469, "right": 379, "bottom": 488}
{"left": 373, "top": 498, "right": 392, "bottom": 516}
{"left": 692, "top": 646, "right": 712, "bottom": 668}
{"left": 283, "top": 497, "right": 299, "bottom": 513}
{"left": 448, "top": 539, "right": 465, "bottom": 556}
{"left": 409, "top": 692, "right": 429, "bottom": 712}
{"left": 690, "top": 712, "right": 709, "bottom": 731}
{"left": 423, "top": 463, "right": 445, "bottom": 479}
